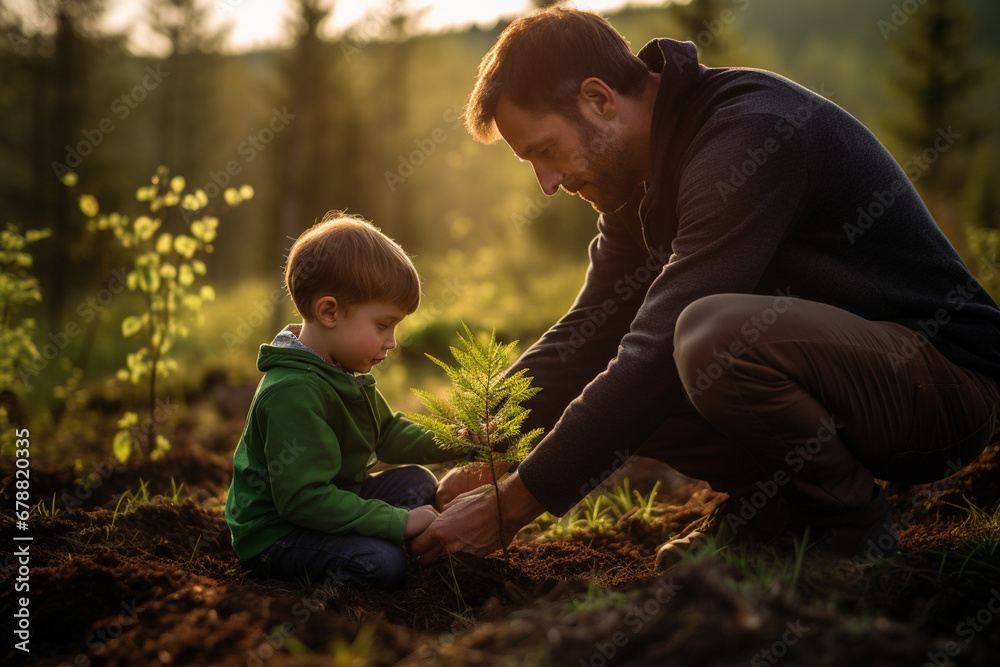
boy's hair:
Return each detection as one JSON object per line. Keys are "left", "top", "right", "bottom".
{"left": 285, "top": 211, "right": 421, "bottom": 320}
{"left": 465, "top": 7, "right": 649, "bottom": 144}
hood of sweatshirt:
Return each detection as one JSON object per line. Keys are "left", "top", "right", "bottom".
{"left": 256, "top": 324, "right": 377, "bottom": 392}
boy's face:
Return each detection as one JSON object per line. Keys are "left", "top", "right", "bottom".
{"left": 325, "top": 301, "right": 407, "bottom": 374}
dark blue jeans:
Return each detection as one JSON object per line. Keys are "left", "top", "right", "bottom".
{"left": 244, "top": 465, "right": 438, "bottom": 590}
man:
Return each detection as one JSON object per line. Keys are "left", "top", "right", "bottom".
{"left": 413, "top": 7, "right": 1000, "bottom": 566}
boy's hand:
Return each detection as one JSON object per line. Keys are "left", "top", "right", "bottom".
{"left": 434, "top": 462, "right": 512, "bottom": 512}
{"left": 404, "top": 504, "right": 439, "bottom": 540}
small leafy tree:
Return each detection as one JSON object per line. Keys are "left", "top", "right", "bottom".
{"left": 66, "top": 167, "right": 253, "bottom": 461}
{"left": 405, "top": 323, "right": 543, "bottom": 563}
{"left": 0, "top": 224, "right": 51, "bottom": 453}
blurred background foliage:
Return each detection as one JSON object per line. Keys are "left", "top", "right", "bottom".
{"left": 1, "top": 0, "right": 998, "bottom": 460}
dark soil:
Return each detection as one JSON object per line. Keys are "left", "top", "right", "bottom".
{"left": 2, "top": 435, "right": 999, "bottom": 666}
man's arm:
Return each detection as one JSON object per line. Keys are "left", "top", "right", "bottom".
{"left": 506, "top": 195, "right": 658, "bottom": 436}
{"left": 517, "top": 112, "right": 812, "bottom": 516}
{"left": 412, "top": 113, "right": 812, "bottom": 561}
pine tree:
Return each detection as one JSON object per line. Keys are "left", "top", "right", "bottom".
{"left": 669, "top": 0, "right": 738, "bottom": 65}
{"left": 883, "top": 0, "right": 986, "bottom": 194}
{"left": 406, "top": 323, "right": 543, "bottom": 564}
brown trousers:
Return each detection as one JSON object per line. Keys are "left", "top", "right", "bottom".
{"left": 639, "top": 294, "right": 1000, "bottom": 528}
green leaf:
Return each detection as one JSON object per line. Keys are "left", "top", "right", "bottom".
{"left": 178, "top": 264, "right": 195, "bottom": 286}
{"left": 79, "top": 194, "right": 99, "bottom": 217}
{"left": 112, "top": 430, "right": 133, "bottom": 463}
{"left": 24, "top": 229, "right": 51, "bottom": 244}
{"left": 155, "top": 233, "right": 173, "bottom": 255}
{"left": 190, "top": 220, "right": 206, "bottom": 240}
{"left": 121, "top": 316, "right": 143, "bottom": 338}
{"left": 174, "top": 235, "right": 198, "bottom": 259}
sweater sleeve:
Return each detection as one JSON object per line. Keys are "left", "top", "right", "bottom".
{"left": 373, "top": 389, "right": 458, "bottom": 464}
{"left": 505, "top": 202, "right": 658, "bottom": 436}
{"left": 517, "top": 113, "right": 811, "bottom": 515}
{"left": 260, "top": 381, "right": 407, "bottom": 544}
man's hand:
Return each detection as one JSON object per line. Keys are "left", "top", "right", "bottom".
{"left": 434, "top": 462, "right": 512, "bottom": 512}
{"left": 411, "top": 472, "right": 545, "bottom": 562}
{"left": 403, "top": 504, "right": 439, "bottom": 540}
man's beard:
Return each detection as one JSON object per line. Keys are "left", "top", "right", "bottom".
{"left": 566, "top": 117, "right": 639, "bottom": 214}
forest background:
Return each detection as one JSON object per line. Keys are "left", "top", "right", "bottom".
{"left": 2, "top": 0, "right": 998, "bottom": 461}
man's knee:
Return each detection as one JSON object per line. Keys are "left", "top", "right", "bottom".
{"left": 674, "top": 294, "right": 753, "bottom": 385}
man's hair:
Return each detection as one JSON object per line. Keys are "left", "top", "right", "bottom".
{"left": 284, "top": 211, "right": 421, "bottom": 320}
{"left": 465, "top": 7, "right": 649, "bottom": 144}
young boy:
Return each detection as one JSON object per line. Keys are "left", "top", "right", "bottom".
{"left": 224, "top": 211, "right": 459, "bottom": 590}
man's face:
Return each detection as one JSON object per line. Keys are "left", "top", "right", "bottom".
{"left": 494, "top": 95, "right": 639, "bottom": 214}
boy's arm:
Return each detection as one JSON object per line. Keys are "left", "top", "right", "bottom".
{"left": 373, "top": 390, "right": 462, "bottom": 464}
{"left": 260, "top": 382, "right": 408, "bottom": 544}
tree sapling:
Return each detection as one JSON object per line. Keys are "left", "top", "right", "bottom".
{"left": 406, "top": 323, "right": 543, "bottom": 563}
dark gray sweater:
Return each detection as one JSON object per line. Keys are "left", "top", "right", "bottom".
{"left": 512, "top": 38, "right": 1000, "bottom": 516}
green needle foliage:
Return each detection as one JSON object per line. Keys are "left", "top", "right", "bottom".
{"left": 406, "top": 322, "right": 543, "bottom": 563}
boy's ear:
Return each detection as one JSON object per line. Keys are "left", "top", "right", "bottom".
{"left": 313, "top": 296, "right": 340, "bottom": 328}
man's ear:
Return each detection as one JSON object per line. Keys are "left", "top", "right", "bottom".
{"left": 313, "top": 296, "right": 340, "bottom": 328}
{"left": 578, "top": 77, "right": 618, "bottom": 120}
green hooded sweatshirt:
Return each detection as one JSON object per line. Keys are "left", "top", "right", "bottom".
{"left": 224, "top": 326, "right": 454, "bottom": 560}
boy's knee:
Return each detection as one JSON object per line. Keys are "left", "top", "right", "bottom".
{"left": 367, "top": 544, "right": 408, "bottom": 590}
{"left": 404, "top": 465, "right": 439, "bottom": 507}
